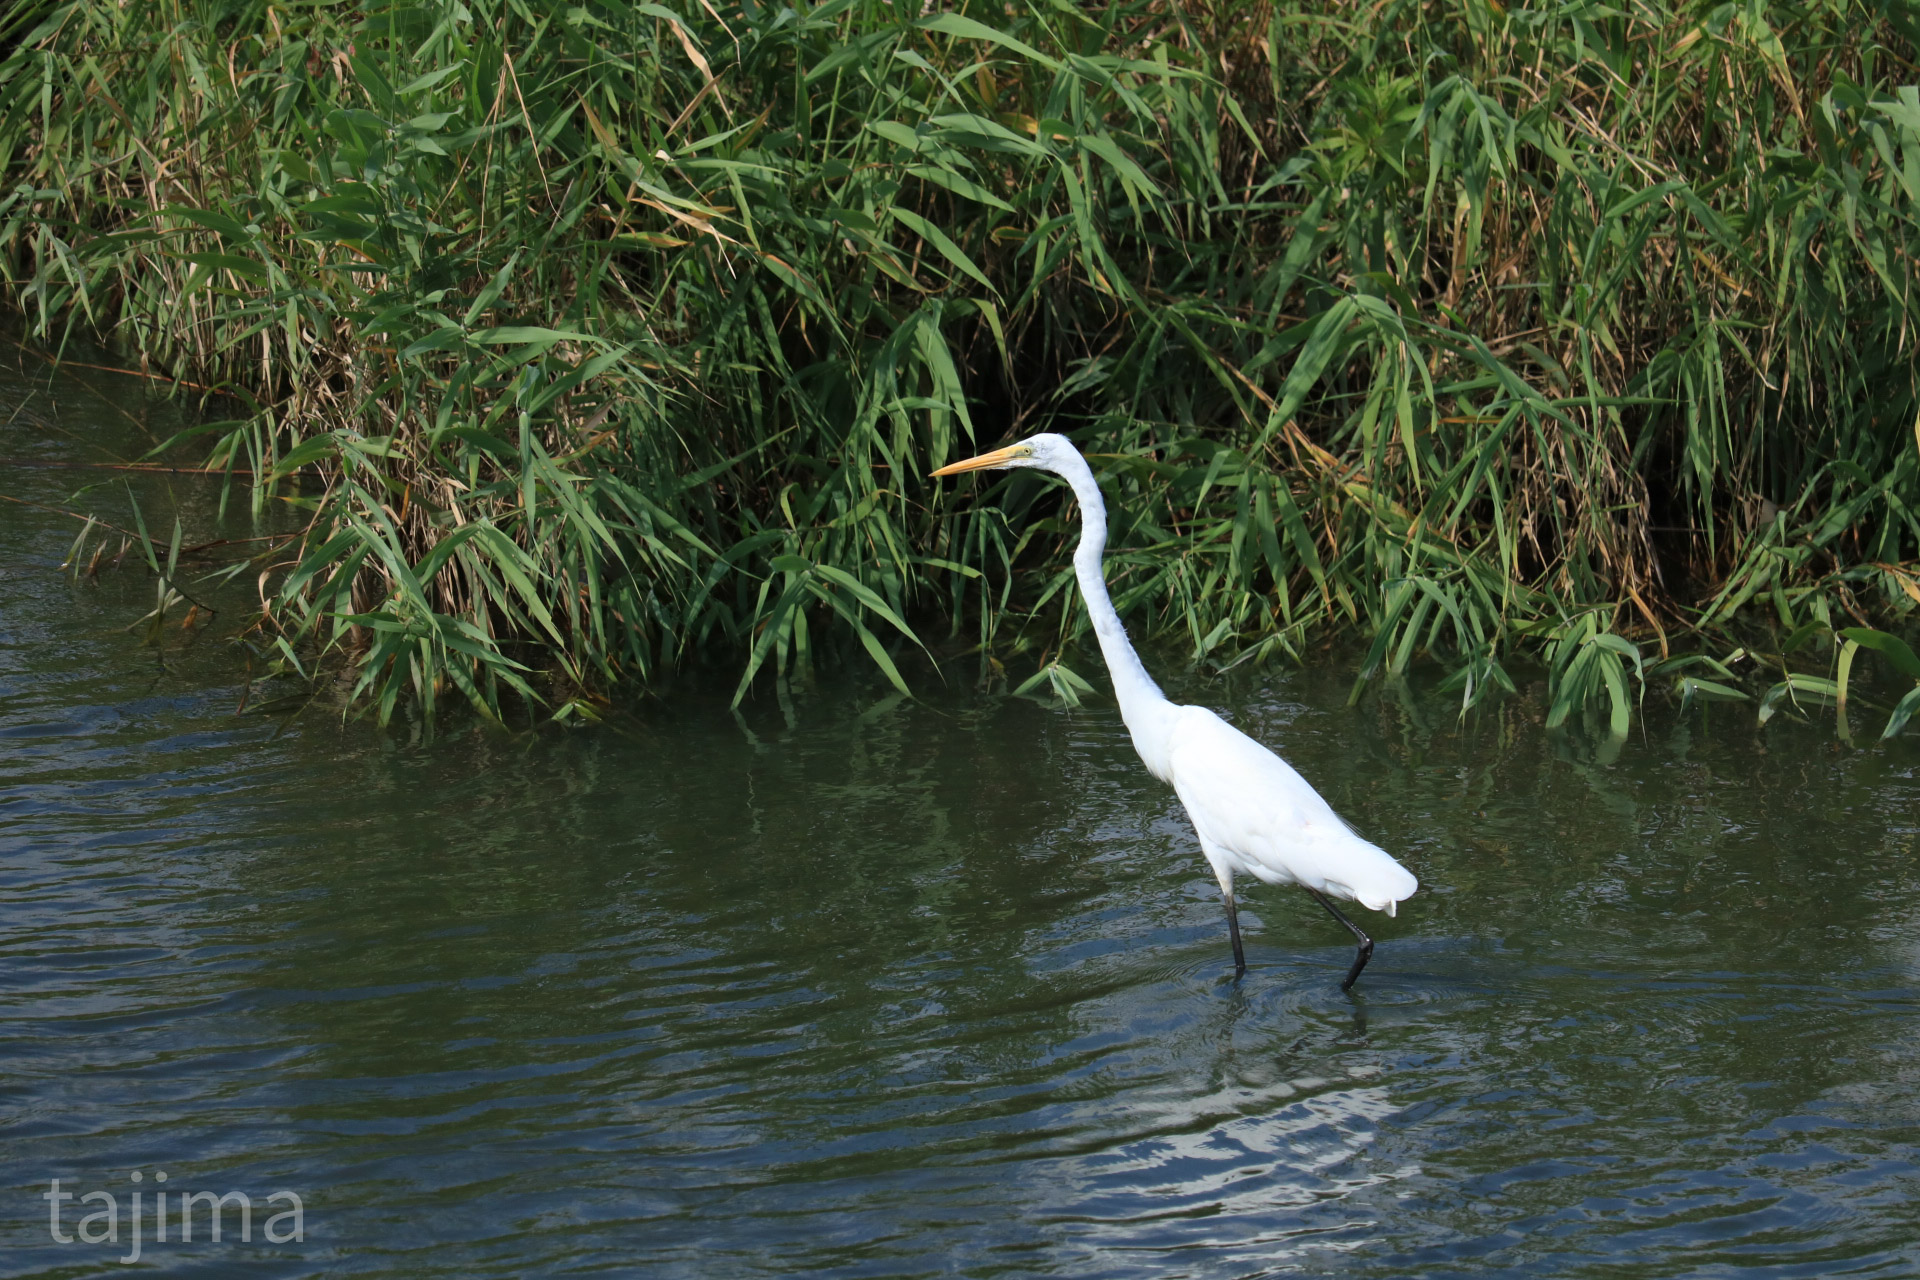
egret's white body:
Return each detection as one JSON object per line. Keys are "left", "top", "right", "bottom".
{"left": 933, "top": 433, "right": 1417, "bottom": 986}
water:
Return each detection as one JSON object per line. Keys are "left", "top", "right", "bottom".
{"left": 6, "top": 356, "right": 1920, "bottom": 1277}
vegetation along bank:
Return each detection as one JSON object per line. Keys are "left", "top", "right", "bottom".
{"left": 4, "top": 0, "right": 1920, "bottom": 734}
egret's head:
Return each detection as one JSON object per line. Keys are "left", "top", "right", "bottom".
{"left": 930, "top": 432, "right": 1078, "bottom": 478}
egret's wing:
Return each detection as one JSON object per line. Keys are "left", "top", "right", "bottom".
{"left": 1165, "top": 706, "right": 1417, "bottom": 913}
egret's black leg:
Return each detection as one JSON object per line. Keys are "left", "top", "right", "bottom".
{"left": 1304, "top": 887, "right": 1374, "bottom": 991}
{"left": 1222, "top": 890, "right": 1247, "bottom": 979}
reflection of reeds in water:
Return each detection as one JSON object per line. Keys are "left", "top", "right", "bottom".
{"left": 4, "top": 1, "right": 1919, "bottom": 732}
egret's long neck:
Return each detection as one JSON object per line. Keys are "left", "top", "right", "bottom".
{"left": 1056, "top": 456, "right": 1168, "bottom": 729}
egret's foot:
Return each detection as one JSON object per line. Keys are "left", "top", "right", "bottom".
{"left": 1303, "top": 886, "right": 1375, "bottom": 991}
{"left": 1339, "top": 936, "right": 1374, "bottom": 992}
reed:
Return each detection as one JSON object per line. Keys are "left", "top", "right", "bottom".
{"left": 3, "top": 0, "right": 1918, "bottom": 735}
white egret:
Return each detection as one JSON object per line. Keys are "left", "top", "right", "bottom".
{"left": 932, "top": 433, "right": 1418, "bottom": 989}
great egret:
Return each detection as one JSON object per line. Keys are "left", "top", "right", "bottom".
{"left": 932, "top": 433, "right": 1418, "bottom": 989}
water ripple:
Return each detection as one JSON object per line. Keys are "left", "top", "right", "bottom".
{"left": 5, "top": 380, "right": 1920, "bottom": 1275}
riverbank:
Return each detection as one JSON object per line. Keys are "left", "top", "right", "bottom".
{"left": 3, "top": 0, "right": 1917, "bottom": 729}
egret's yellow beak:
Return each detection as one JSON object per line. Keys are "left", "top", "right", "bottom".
{"left": 930, "top": 444, "right": 1028, "bottom": 477}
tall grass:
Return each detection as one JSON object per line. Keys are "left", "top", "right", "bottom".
{"left": 3, "top": 0, "right": 1919, "bottom": 735}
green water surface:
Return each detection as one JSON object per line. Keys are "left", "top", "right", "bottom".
{"left": 5, "top": 356, "right": 1920, "bottom": 1278}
